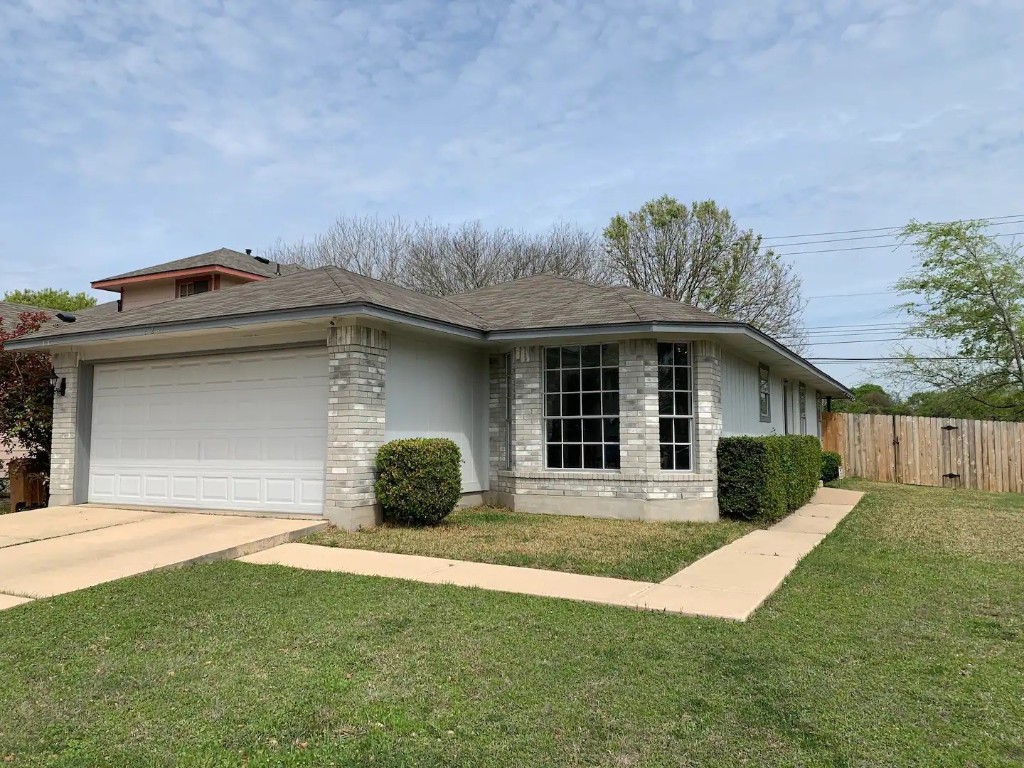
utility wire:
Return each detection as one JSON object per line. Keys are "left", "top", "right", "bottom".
{"left": 769, "top": 230, "right": 1024, "bottom": 257}
{"left": 761, "top": 213, "right": 1024, "bottom": 242}
{"left": 762, "top": 217, "right": 1024, "bottom": 247}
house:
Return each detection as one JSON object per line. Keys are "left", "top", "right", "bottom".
{"left": 8, "top": 247, "right": 850, "bottom": 529}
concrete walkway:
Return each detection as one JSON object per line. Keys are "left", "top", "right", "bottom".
{"left": 0, "top": 505, "right": 326, "bottom": 609}
{"left": 240, "top": 486, "right": 864, "bottom": 621}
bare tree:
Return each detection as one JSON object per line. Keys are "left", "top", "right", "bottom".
{"left": 264, "top": 215, "right": 606, "bottom": 295}
{"left": 602, "top": 196, "right": 806, "bottom": 344}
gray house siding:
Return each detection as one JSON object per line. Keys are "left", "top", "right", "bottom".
{"left": 721, "top": 350, "right": 821, "bottom": 439}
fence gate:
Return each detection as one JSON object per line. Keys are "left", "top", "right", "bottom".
{"left": 823, "top": 411, "right": 1024, "bottom": 493}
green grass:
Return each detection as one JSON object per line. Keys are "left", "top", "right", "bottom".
{"left": 304, "top": 505, "right": 756, "bottom": 582}
{"left": 1, "top": 480, "right": 1023, "bottom": 766}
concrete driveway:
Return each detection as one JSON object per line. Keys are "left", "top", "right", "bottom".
{"left": 0, "top": 505, "right": 326, "bottom": 610}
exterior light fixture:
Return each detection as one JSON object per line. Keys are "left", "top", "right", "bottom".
{"left": 49, "top": 371, "right": 67, "bottom": 397}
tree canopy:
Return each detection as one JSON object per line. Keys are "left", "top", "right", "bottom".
{"left": 3, "top": 288, "right": 97, "bottom": 312}
{"left": 891, "top": 220, "right": 1024, "bottom": 418}
{"left": 0, "top": 311, "right": 54, "bottom": 465}
{"left": 601, "top": 196, "right": 805, "bottom": 343}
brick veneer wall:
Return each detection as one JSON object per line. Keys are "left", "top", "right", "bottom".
{"left": 487, "top": 338, "right": 723, "bottom": 521}
{"left": 47, "top": 351, "right": 79, "bottom": 506}
{"left": 325, "top": 323, "right": 388, "bottom": 530}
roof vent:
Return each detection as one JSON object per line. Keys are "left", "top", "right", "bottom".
{"left": 254, "top": 256, "right": 271, "bottom": 264}
{"left": 245, "top": 248, "right": 252, "bottom": 256}
{"left": 55, "top": 312, "right": 77, "bottom": 323}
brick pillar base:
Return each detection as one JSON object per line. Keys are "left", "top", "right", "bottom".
{"left": 325, "top": 323, "right": 388, "bottom": 530}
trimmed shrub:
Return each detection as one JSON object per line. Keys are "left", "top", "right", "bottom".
{"left": 375, "top": 438, "right": 462, "bottom": 526}
{"left": 821, "top": 451, "right": 843, "bottom": 483}
{"left": 718, "top": 435, "right": 822, "bottom": 523}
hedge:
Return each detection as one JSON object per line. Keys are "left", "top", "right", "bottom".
{"left": 821, "top": 451, "right": 843, "bottom": 483}
{"left": 375, "top": 438, "right": 462, "bottom": 526}
{"left": 717, "top": 435, "right": 822, "bottom": 523}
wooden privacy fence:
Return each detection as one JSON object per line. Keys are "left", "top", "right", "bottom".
{"left": 822, "top": 411, "right": 1024, "bottom": 493}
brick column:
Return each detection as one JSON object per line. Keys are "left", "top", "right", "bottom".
{"left": 619, "top": 338, "right": 659, "bottom": 475}
{"left": 693, "top": 340, "right": 723, "bottom": 477}
{"left": 325, "top": 324, "right": 388, "bottom": 530}
{"left": 48, "top": 351, "right": 79, "bottom": 506}
{"left": 510, "top": 346, "right": 543, "bottom": 471}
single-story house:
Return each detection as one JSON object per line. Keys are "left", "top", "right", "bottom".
{"left": 8, "top": 248, "right": 850, "bottom": 529}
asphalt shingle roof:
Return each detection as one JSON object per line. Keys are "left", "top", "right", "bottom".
{"left": 15, "top": 267, "right": 734, "bottom": 344}
{"left": 445, "top": 273, "right": 727, "bottom": 330}
{"left": 96, "top": 247, "right": 304, "bottom": 283}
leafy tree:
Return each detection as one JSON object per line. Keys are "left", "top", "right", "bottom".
{"left": 602, "top": 196, "right": 805, "bottom": 343}
{"left": 891, "top": 220, "right": 1024, "bottom": 418}
{"left": 3, "top": 288, "right": 96, "bottom": 312}
{"left": 0, "top": 311, "right": 54, "bottom": 466}
{"left": 904, "top": 389, "right": 1020, "bottom": 421}
{"left": 831, "top": 383, "right": 904, "bottom": 415}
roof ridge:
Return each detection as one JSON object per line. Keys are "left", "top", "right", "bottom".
{"left": 326, "top": 265, "right": 492, "bottom": 329}
{"left": 605, "top": 284, "right": 644, "bottom": 322}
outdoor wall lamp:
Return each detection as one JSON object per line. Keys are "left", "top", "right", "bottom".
{"left": 49, "top": 372, "right": 67, "bottom": 397}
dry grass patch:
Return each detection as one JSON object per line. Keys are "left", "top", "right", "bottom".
{"left": 304, "top": 506, "right": 756, "bottom": 582}
{"left": 839, "top": 479, "right": 1024, "bottom": 564}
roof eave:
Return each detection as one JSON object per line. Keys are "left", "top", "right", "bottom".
{"left": 91, "top": 265, "right": 271, "bottom": 291}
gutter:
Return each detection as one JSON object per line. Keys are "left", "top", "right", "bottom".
{"left": 7, "top": 304, "right": 851, "bottom": 397}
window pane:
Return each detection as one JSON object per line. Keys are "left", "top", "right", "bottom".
{"left": 674, "top": 444, "right": 691, "bottom": 470}
{"left": 657, "top": 343, "right": 674, "bottom": 366}
{"left": 660, "top": 444, "right": 674, "bottom": 470}
{"left": 659, "top": 418, "right": 673, "bottom": 444}
{"left": 674, "top": 418, "right": 691, "bottom": 444}
{"left": 545, "top": 371, "right": 560, "bottom": 393}
{"left": 674, "top": 343, "right": 689, "bottom": 365}
{"left": 658, "top": 366, "right": 673, "bottom": 390}
{"left": 561, "top": 346, "right": 580, "bottom": 368}
{"left": 546, "top": 347, "right": 560, "bottom": 369}
{"left": 675, "top": 392, "right": 691, "bottom": 415}
{"left": 602, "top": 392, "right": 619, "bottom": 415}
{"left": 582, "top": 419, "right": 602, "bottom": 442}
{"left": 562, "top": 393, "right": 581, "bottom": 416}
{"left": 545, "top": 394, "right": 561, "bottom": 417}
{"left": 583, "top": 443, "right": 603, "bottom": 469}
{"left": 674, "top": 366, "right": 690, "bottom": 391}
{"left": 604, "top": 444, "right": 620, "bottom": 470}
{"left": 547, "top": 445, "right": 562, "bottom": 469}
{"left": 564, "top": 418, "right": 583, "bottom": 442}
{"left": 603, "top": 418, "right": 620, "bottom": 442}
{"left": 658, "top": 392, "right": 673, "bottom": 415}
{"left": 193, "top": 280, "right": 210, "bottom": 294}
{"left": 561, "top": 369, "right": 580, "bottom": 392}
{"left": 601, "top": 344, "right": 618, "bottom": 366}
{"left": 602, "top": 368, "right": 619, "bottom": 391}
{"left": 546, "top": 419, "right": 562, "bottom": 442}
{"left": 581, "top": 392, "right": 601, "bottom": 416}
{"left": 563, "top": 444, "right": 582, "bottom": 468}
{"left": 581, "top": 368, "right": 601, "bottom": 391}
{"left": 581, "top": 345, "right": 601, "bottom": 367}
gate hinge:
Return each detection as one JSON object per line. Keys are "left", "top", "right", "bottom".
{"left": 941, "top": 425, "right": 958, "bottom": 431}
{"left": 943, "top": 473, "right": 960, "bottom": 479}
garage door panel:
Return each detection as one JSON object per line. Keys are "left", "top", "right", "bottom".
{"left": 89, "top": 349, "right": 327, "bottom": 515}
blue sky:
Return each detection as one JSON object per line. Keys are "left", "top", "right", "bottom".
{"left": 1, "top": 0, "right": 1022, "bottom": 387}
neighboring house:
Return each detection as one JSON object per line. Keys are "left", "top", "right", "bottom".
{"left": 8, "top": 248, "right": 850, "bottom": 529}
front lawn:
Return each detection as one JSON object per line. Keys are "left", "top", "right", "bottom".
{"left": 1, "top": 480, "right": 1022, "bottom": 766}
{"left": 304, "top": 505, "right": 756, "bottom": 582}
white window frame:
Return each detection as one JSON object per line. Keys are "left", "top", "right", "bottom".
{"left": 799, "top": 382, "right": 808, "bottom": 435}
{"left": 543, "top": 344, "right": 621, "bottom": 471}
{"left": 758, "top": 363, "right": 772, "bottom": 423}
{"left": 657, "top": 341, "right": 695, "bottom": 471}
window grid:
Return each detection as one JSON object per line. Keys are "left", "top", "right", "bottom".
{"left": 658, "top": 342, "right": 694, "bottom": 471}
{"left": 544, "top": 344, "right": 620, "bottom": 470}
{"left": 799, "top": 382, "right": 807, "bottom": 435}
{"left": 758, "top": 364, "right": 771, "bottom": 423}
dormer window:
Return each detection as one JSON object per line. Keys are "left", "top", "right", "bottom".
{"left": 177, "top": 277, "right": 212, "bottom": 298}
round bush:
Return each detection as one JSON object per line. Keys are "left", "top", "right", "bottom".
{"left": 375, "top": 438, "right": 462, "bottom": 525}
{"left": 821, "top": 451, "right": 843, "bottom": 483}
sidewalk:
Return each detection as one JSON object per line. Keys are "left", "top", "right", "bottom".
{"left": 239, "top": 486, "right": 864, "bottom": 621}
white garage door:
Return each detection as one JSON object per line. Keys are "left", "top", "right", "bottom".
{"left": 88, "top": 348, "right": 328, "bottom": 515}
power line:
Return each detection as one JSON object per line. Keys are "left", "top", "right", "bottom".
{"left": 763, "top": 217, "right": 1024, "bottom": 247}
{"left": 806, "top": 290, "right": 897, "bottom": 300}
{"left": 761, "top": 213, "right": 1024, "bottom": 242}
{"left": 770, "top": 230, "right": 1024, "bottom": 258}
